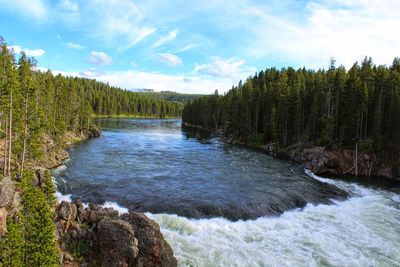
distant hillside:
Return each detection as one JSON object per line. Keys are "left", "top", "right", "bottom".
{"left": 140, "top": 91, "right": 206, "bottom": 103}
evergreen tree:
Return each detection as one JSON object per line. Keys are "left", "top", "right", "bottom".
{"left": 0, "top": 213, "right": 25, "bottom": 267}
{"left": 182, "top": 57, "right": 400, "bottom": 160}
{"left": 21, "top": 171, "right": 59, "bottom": 267}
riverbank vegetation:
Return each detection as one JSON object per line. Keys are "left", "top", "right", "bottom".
{"left": 183, "top": 58, "right": 400, "bottom": 163}
{"left": 0, "top": 36, "right": 181, "bottom": 266}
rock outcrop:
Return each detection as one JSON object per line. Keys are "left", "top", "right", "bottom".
{"left": 122, "top": 213, "right": 176, "bottom": 267}
{"left": 88, "top": 125, "right": 101, "bottom": 138}
{"left": 55, "top": 200, "right": 177, "bottom": 267}
{"left": 0, "top": 177, "right": 16, "bottom": 236}
{"left": 0, "top": 207, "right": 7, "bottom": 235}
{"left": 0, "top": 177, "right": 15, "bottom": 208}
{"left": 271, "top": 144, "right": 400, "bottom": 180}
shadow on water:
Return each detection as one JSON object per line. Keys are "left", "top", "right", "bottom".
{"left": 54, "top": 118, "right": 350, "bottom": 221}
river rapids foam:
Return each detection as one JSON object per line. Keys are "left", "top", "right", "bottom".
{"left": 149, "top": 172, "right": 400, "bottom": 267}
{"left": 53, "top": 162, "right": 400, "bottom": 266}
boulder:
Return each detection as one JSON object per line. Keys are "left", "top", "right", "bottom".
{"left": 122, "top": 213, "right": 177, "bottom": 267}
{"left": 57, "top": 201, "right": 78, "bottom": 221}
{"left": 56, "top": 202, "right": 177, "bottom": 267}
{"left": 0, "top": 207, "right": 7, "bottom": 236}
{"left": 34, "top": 167, "right": 47, "bottom": 187}
{"left": 73, "top": 199, "right": 88, "bottom": 223}
{"left": 96, "top": 218, "right": 139, "bottom": 266}
{"left": 56, "top": 201, "right": 78, "bottom": 234}
{"left": 88, "top": 125, "right": 101, "bottom": 138}
{"left": 0, "top": 177, "right": 15, "bottom": 208}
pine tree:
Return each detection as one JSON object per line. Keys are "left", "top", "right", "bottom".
{"left": 0, "top": 213, "right": 25, "bottom": 267}
{"left": 21, "top": 171, "right": 59, "bottom": 267}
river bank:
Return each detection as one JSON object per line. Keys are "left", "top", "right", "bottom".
{"left": 93, "top": 114, "right": 181, "bottom": 119}
{"left": 183, "top": 123, "right": 400, "bottom": 181}
{"left": 0, "top": 124, "right": 177, "bottom": 266}
{"left": 50, "top": 126, "right": 177, "bottom": 266}
{"left": 52, "top": 118, "right": 400, "bottom": 266}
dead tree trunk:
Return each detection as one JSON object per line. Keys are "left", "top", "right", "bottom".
{"left": 7, "top": 91, "right": 12, "bottom": 176}
{"left": 20, "top": 93, "right": 29, "bottom": 177}
{"left": 3, "top": 118, "right": 7, "bottom": 176}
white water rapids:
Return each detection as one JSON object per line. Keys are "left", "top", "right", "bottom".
{"left": 149, "top": 171, "right": 400, "bottom": 267}
{"left": 53, "top": 161, "right": 400, "bottom": 266}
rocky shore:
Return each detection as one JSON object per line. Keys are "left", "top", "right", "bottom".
{"left": 52, "top": 126, "right": 177, "bottom": 266}
{"left": 56, "top": 201, "right": 176, "bottom": 267}
{"left": 183, "top": 123, "right": 400, "bottom": 180}
{"left": 270, "top": 144, "right": 400, "bottom": 180}
{"left": 0, "top": 124, "right": 177, "bottom": 266}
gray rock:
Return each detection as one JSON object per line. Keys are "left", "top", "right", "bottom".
{"left": 56, "top": 203, "right": 177, "bottom": 267}
{"left": 97, "top": 218, "right": 139, "bottom": 267}
{"left": 73, "top": 199, "right": 84, "bottom": 210}
{"left": 57, "top": 201, "right": 78, "bottom": 221}
{"left": 0, "top": 207, "right": 7, "bottom": 236}
{"left": 88, "top": 125, "right": 101, "bottom": 138}
{"left": 122, "top": 212, "right": 177, "bottom": 267}
{"left": 0, "top": 177, "right": 15, "bottom": 208}
{"left": 63, "top": 253, "right": 74, "bottom": 262}
{"left": 34, "top": 167, "right": 47, "bottom": 187}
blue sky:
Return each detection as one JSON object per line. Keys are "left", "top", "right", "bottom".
{"left": 0, "top": 0, "right": 399, "bottom": 94}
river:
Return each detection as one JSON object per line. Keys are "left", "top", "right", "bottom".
{"left": 52, "top": 118, "right": 400, "bottom": 266}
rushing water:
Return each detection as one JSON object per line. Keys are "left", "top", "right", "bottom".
{"left": 53, "top": 118, "right": 400, "bottom": 266}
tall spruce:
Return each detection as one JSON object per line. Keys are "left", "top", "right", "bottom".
{"left": 182, "top": 58, "right": 400, "bottom": 160}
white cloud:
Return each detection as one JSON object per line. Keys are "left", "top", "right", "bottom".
{"left": 65, "top": 42, "right": 85, "bottom": 50}
{"left": 89, "top": 51, "right": 112, "bottom": 65}
{"left": 151, "top": 30, "right": 178, "bottom": 49}
{"left": 79, "top": 68, "right": 104, "bottom": 77}
{"left": 0, "top": 0, "right": 48, "bottom": 21}
{"left": 84, "top": 0, "right": 156, "bottom": 51}
{"left": 156, "top": 53, "right": 183, "bottom": 67}
{"left": 38, "top": 67, "right": 238, "bottom": 94}
{"left": 194, "top": 58, "right": 256, "bottom": 79}
{"left": 175, "top": 44, "right": 199, "bottom": 53}
{"left": 57, "top": 0, "right": 79, "bottom": 13}
{"left": 9, "top": 45, "right": 45, "bottom": 57}
{"left": 240, "top": 0, "right": 400, "bottom": 68}
{"left": 56, "top": 0, "right": 80, "bottom": 25}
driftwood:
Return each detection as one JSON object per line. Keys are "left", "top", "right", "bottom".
{"left": 343, "top": 151, "right": 366, "bottom": 174}
{"left": 290, "top": 142, "right": 302, "bottom": 161}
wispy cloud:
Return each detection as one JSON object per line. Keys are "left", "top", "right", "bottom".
{"left": 156, "top": 53, "right": 183, "bottom": 67}
{"left": 3, "top": 0, "right": 400, "bottom": 94}
{"left": 229, "top": 0, "right": 400, "bottom": 68}
{"left": 9, "top": 45, "right": 45, "bottom": 57}
{"left": 83, "top": 0, "right": 156, "bottom": 51}
{"left": 45, "top": 68, "right": 236, "bottom": 94}
{"left": 89, "top": 51, "right": 112, "bottom": 65}
{"left": 175, "top": 44, "right": 199, "bottom": 53}
{"left": 194, "top": 58, "right": 256, "bottom": 79}
{"left": 0, "top": 0, "right": 48, "bottom": 21}
{"left": 55, "top": 0, "right": 80, "bottom": 25}
{"left": 65, "top": 42, "right": 85, "bottom": 50}
{"left": 151, "top": 30, "right": 178, "bottom": 49}
{"left": 79, "top": 68, "right": 105, "bottom": 77}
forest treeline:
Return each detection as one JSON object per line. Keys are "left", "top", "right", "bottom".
{"left": 183, "top": 58, "right": 400, "bottom": 160}
{"left": 0, "top": 37, "right": 182, "bottom": 176}
{"left": 0, "top": 36, "right": 181, "bottom": 266}
{"left": 142, "top": 91, "right": 205, "bottom": 103}
{"left": 86, "top": 83, "right": 182, "bottom": 118}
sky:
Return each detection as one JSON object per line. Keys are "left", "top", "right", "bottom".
{"left": 0, "top": 0, "right": 399, "bottom": 94}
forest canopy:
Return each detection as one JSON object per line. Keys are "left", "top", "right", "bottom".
{"left": 183, "top": 58, "right": 400, "bottom": 160}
